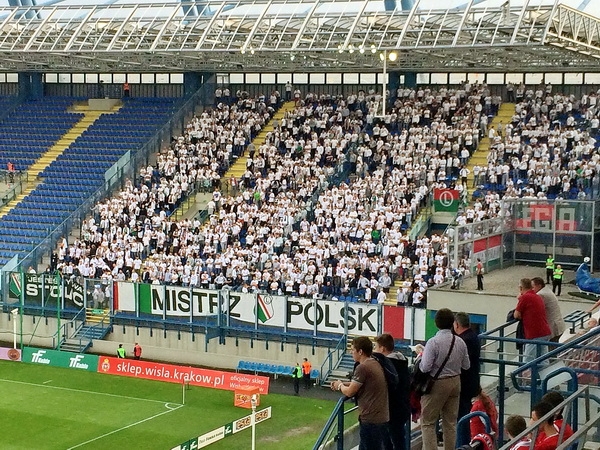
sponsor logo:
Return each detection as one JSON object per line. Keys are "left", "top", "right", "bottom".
{"left": 23, "top": 347, "right": 98, "bottom": 371}
{"left": 31, "top": 350, "right": 50, "bottom": 364}
{"left": 100, "top": 358, "right": 110, "bottom": 373}
{"left": 438, "top": 190, "right": 455, "bottom": 208}
{"left": 69, "top": 355, "right": 89, "bottom": 369}
{"left": 0, "top": 347, "right": 22, "bottom": 361}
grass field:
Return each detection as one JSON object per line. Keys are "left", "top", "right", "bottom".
{"left": 0, "top": 361, "right": 339, "bottom": 449}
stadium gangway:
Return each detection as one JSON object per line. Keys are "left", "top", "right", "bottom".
{"left": 318, "top": 334, "right": 348, "bottom": 387}
{"left": 498, "top": 386, "right": 600, "bottom": 450}
{"left": 53, "top": 305, "right": 86, "bottom": 349}
{"left": 510, "top": 326, "right": 600, "bottom": 408}
{"left": 479, "top": 322, "right": 600, "bottom": 444}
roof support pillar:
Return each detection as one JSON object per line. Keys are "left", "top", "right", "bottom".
{"left": 18, "top": 72, "right": 42, "bottom": 100}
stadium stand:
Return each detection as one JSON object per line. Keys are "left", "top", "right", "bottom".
{"left": 0, "top": 97, "right": 178, "bottom": 266}
{"left": 64, "top": 83, "right": 496, "bottom": 307}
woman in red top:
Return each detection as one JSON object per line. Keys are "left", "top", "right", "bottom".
{"left": 470, "top": 386, "right": 499, "bottom": 438}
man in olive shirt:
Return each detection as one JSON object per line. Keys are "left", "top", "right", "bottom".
{"left": 331, "top": 336, "right": 389, "bottom": 450}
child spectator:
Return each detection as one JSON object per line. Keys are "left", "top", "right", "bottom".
{"left": 505, "top": 414, "right": 531, "bottom": 449}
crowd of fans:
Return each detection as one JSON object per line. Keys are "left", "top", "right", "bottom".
{"left": 53, "top": 80, "right": 600, "bottom": 307}
{"left": 54, "top": 84, "right": 495, "bottom": 305}
{"left": 457, "top": 83, "right": 600, "bottom": 226}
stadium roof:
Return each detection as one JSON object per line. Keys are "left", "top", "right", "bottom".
{"left": 0, "top": 0, "right": 599, "bottom": 73}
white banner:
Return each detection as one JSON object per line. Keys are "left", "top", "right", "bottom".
{"left": 114, "top": 283, "right": 381, "bottom": 336}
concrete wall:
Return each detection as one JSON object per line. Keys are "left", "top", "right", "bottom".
{"left": 0, "top": 313, "right": 332, "bottom": 372}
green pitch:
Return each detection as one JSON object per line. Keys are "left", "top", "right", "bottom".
{"left": 0, "top": 361, "right": 337, "bottom": 449}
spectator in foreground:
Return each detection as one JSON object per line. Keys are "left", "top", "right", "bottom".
{"left": 330, "top": 336, "right": 389, "bottom": 450}
{"left": 454, "top": 311, "right": 481, "bottom": 420}
{"left": 530, "top": 401, "right": 560, "bottom": 450}
{"left": 420, "top": 308, "right": 470, "bottom": 450}
{"left": 513, "top": 278, "right": 552, "bottom": 364}
{"left": 374, "top": 333, "right": 410, "bottom": 450}
{"left": 531, "top": 277, "right": 566, "bottom": 342}
{"left": 469, "top": 386, "right": 498, "bottom": 439}
{"left": 539, "top": 391, "right": 574, "bottom": 443}
{"left": 505, "top": 415, "right": 530, "bottom": 450}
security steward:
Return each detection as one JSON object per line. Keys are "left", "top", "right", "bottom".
{"left": 292, "top": 362, "right": 302, "bottom": 395}
{"left": 552, "top": 264, "right": 564, "bottom": 297}
{"left": 546, "top": 255, "right": 555, "bottom": 285}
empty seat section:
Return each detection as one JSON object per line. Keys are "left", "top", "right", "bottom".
{"left": 0, "top": 97, "right": 177, "bottom": 263}
{"left": 0, "top": 97, "right": 83, "bottom": 172}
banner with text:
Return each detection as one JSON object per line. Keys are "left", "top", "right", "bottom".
{"left": 98, "top": 357, "right": 270, "bottom": 393}
{"left": 8, "top": 273, "right": 85, "bottom": 309}
{"left": 514, "top": 202, "right": 584, "bottom": 233}
{"left": 22, "top": 347, "right": 99, "bottom": 371}
{"left": 114, "top": 282, "right": 381, "bottom": 337}
{"left": 171, "top": 407, "right": 272, "bottom": 450}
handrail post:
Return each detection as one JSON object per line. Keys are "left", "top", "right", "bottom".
{"left": 336, "top": 403, "right": 345, "bottom": 450}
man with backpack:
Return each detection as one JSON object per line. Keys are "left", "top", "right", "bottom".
{"left": 374, "top": 334, "right": 411, "bottom": 450}
{"left": 330, "top": 336, "right": 389, "bottom": 449}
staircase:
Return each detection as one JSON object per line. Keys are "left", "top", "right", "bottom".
{"left": 465, "top": 103, "right": 515, "bottom": 197}
{"left": 0, "top": 105, "right": 118, "bottom": 219}
{"left": 226, "top": 101, "right": 296, "bottom": 180}
{"left": 322, "top": 351, "right": 355, "bottom": 386}
{"left": 59, "top": 308, "right": 112, "bottom": 353}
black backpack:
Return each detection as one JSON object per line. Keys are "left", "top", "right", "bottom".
{"left": 374, "top": 352, "right": 411, "bottom": 423}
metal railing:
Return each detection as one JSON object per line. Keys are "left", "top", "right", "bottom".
{"left": 456, "top": 411, "right": 492, "bottom": 448}
{"left": 55, "top": 305, "right": 87, "bottom": 349}
{"left": 313, "top": 397, "right": 358, "bottom": 450}
{"left": 0, "top": 170, "right": 31, "bottom": 208}
{"left": 510, "top": 326, "right": 600, "bottom": 407}
{"left": 499, "top": 386, "right": 599, "bottom": 450}
{"left": 319, "top": 335, "right": 347, "bottom": 386}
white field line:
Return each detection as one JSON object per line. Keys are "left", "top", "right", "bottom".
{"left": 0, "top": 378, "right": 182, "bottom": 405}
{"left": 42, "top": 379, "right": 53, "bottom": 384}
{"left": 66, "top": 403, "right": 184, "bottom": 449}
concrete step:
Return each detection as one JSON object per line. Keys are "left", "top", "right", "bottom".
{"left": 60, "top": 343, "right": 86, "bottom": 353}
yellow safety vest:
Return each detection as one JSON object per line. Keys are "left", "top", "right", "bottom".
{"left": 553, "top": 269, "right": 563, "bottom": 280}
{"left": 546, "top": 258, "right": 554, "bottom": 270}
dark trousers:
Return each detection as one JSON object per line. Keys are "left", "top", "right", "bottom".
{"left": 293, "top": 378, "right": 300, "bottom": 395}
{"left": 458, "top": 394, "right": 473, "bottom": 422}
{"left": 304, "top": 373, "right": 311, "bottom": 389}
{"left": 359, "top": 420, "right": 389, "bottom": 450}
{"left": 552, "top": 279, "right": 562, "bottom": 296}
{"left": 477, "top": 274, "right": 484, "bottom": 290}
{"left": 384, "top": 419, "right": 408, "bottom": 450}
{"left": 546, "top": 268, "right": 553, "bottom": 284}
